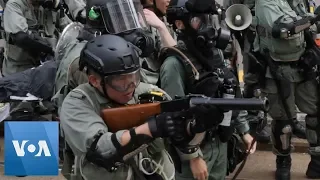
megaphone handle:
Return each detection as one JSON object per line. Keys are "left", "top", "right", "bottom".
{"left": 221, "top": 11, "right": 226, "bottom": 20}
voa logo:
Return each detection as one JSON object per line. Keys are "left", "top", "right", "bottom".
{"left": 12, "top": 140, "right": 51, "bottom": 157}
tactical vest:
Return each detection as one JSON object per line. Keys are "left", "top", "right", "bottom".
{"left": 159, "top": 42, "right": 240, "bottom": 146}
{"left": 255, "top": 0, "right": 306, "bottom": 61}
{"left": 159, "top": 42, "right": 224, "bottom": 97}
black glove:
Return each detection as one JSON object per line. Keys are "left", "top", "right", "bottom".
{"left": 148, "top": 113, "right": 175, "bottom": 138}
{"left": 191, "top": 105, "right": 224, "bottom": 134}
{"left": 76, "top": 10, "right": 86, "bottom": 24}
{"left": 148, "top": 112, "right": 184, "bottom": 138}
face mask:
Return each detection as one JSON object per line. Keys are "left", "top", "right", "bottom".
{"left": 187, "top": 15, "right": 230, "bottom": 50}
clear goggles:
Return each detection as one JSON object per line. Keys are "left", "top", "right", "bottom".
{"left": 100, "top": 0, "right": 148, "bottom": 34}
{"left": 104, "top": 69, "right": 141, "bottom": 92}
{"left": 189, "top": 14, "right": 215, "bottom": 30}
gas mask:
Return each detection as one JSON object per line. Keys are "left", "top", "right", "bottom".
{"left": 119, "top": 29, "right": 155, "bottom": 57}
{"left": 88, "top": 0, "right": 154, "bottom": 57}
{"left": 187, "top": 14, "right": 230, "bottom": 50}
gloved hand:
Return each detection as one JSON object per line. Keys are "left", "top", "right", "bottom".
{"left": 76, "top": 10, "right": 86, "bottom": 24}
{"left": 148, "top": 112, "right": 186, "bottom": 139}
{"left": 191, "top": 105, "right": 224, "bottom": 134}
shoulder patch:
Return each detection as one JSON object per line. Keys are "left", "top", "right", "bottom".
{"left": 69, "top": 90, "right": 86, "bottom": 99}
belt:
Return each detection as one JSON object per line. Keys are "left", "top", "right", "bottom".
{"left": 271, "top": 60, "right": 299, "bottom": 67}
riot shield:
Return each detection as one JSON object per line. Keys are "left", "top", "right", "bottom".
{"left": 55, "top": 22, "right": 83, "bottom": 61}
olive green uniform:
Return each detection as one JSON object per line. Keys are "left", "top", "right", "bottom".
{"left": 161, "top": 54, "right": 250, "bottom": 180}
{"left": 139, "top": 25, "right": 182, "bottom": 87}
{"left": 254, "top": 0, "right": 319, "bottom": 157}
{"left": 2, "top": 0, "right": 57, "bottom": 76}
{"left": 60, "top": 82, "right": 175, "bottom": 180}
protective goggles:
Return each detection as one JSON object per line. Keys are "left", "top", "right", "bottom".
{"left": 100, "top": 0, "right": 148, "bottom": 34}
{"left": 104, "top": 69, "right": 141, "bottom": 92}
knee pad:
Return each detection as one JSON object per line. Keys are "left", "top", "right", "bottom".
{"left": 271, "top": 120, "right": 293, "bottom": 155}
{"left": 305, "top": 115, "right": 320, "bottom": 156}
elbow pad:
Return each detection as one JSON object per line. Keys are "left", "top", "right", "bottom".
{"left": 10, "top": 31, "right": 53, "bottom": 55}
{"left": 272, "top": 17, "right": 312, "bottom": 38}
{"left": 86, "top": 129, "right": 153, "bottom": 172}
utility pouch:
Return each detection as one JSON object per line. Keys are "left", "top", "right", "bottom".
{"left": 300, "top": 30, "right": 320, "bottom": 80}
{"left": 190, "top": 72, "right": 220, "bottom": 97}
{"left": 226, "top": 134, "right": 246, "bottom": 175}
{"left": 299, "top": 48, "right": 320, "bottom": 80}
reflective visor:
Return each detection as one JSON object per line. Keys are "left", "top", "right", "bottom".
{"left": 189, "top": 14, "right": 214, "bottom": 30}
{"left": 100, "top": 0, "right": 147, "bottom": 34}
{"left": 104, "top": 69, "right": 141, "bottom": 92}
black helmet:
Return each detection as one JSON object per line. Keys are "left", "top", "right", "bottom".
{"left": 166, "top": 0, "right": 189, "bottom": 28}
{"left": 79, "top": 34, "right": 140, "bottom": 76}
{"left": 167, "top": 0, "right": 218, "bottom": 27}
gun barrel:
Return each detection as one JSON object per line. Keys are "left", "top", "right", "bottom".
{"left": 190, "top": 97, "right": 269, "bottom": 111}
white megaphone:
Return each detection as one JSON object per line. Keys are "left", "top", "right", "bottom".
{"left": 225, "top": 4, "right": 253, "bottom": 31}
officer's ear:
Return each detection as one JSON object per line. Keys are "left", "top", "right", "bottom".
{"left": 88, "top": 70, "right": 101, "bottom": 88}
{"left": 175, "top": 20, "right": 185, "bottom": 30}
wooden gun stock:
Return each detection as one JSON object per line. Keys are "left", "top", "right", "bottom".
{"left": 101, "top": 96, "right": 269, "bottom": 133}
{"left": 101, "top": 103, "right": 162, "bottom": 132}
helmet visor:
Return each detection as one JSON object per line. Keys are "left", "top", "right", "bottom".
{"left": 104, "top": 69, "right": 141, "bottom": 92}
{"left": 100, "top": 0, "right": 147, "bottom": 34}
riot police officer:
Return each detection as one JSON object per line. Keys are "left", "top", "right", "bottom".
{"left": 60, "top": 34, "right": 225, "bottom": 180}
{"left": 52, "top": 0, "right": 155, "bottom": 114}
{"left": 2, "top": 0, "right": 60, "bottom": 76}
{"left": 254, "top": 0, "right": 320, "bottom": 179}
{"left": 60, "top": 34, "right": 175, "bottom": 180}
{"left": 139, "top": 0, "right": 178, "bottom": 85}
{"left": 163, "top": 0, "right": 257, "bottom": 179}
